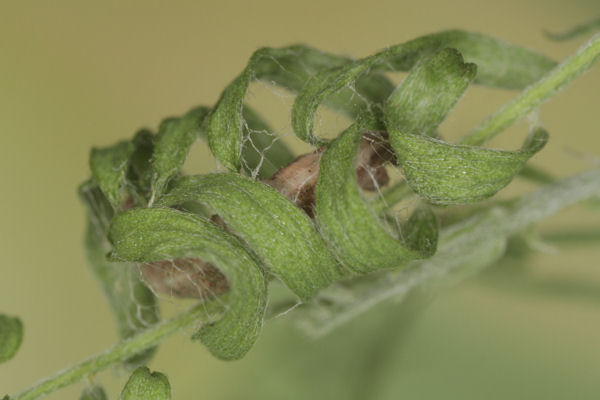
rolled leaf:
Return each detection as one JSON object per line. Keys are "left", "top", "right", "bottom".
{"left": 127, "top": 129, "right": 155, "bottom": 201}
{"left": 383, "top": 46, "right": 548, "bottom": 205}
{"left": 303, "top": 165, "right": 600, "bottom": 335}
{"left": 293, "top": 29, "right": 555, "bottom": 145}
{"left": 0, "top": 314, "right": 23, "bottom": 364}
{"left": 120, "top": 366, "right": 171, "bottom": 400}
{"left": 390, "top": 127, "right": 548, "bottom": 205}
{"left": 90, "top": 140, "right": 135, "bottom": 209}
{"left": 207, "top": 45, "right": 395, "bottom": 171}
{"left": 157, "top": 173, "right": 344, "bottom": 300}
{"left": 108, "top": 208, "right": 267, "bottom": 360}
{"left": 151, "top": 106, "right": 211, "bottom": 199}
{"left": 385, "top": 48, "right": 477, "bottom": 137}
{"left": 315, "top": 116, "right": 438, "bottom": 273}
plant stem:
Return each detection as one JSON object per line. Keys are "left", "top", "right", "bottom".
{"left": 303, "top": 166, "right": 600, "bottom": 336}
{"left": 371, "top": 33, "right": 600, "bottom": 213}
{"left": 13, "top": 301, "right": 225, "bottom": 400}
{"left": 460, "top": 33, "right": 600, "bottom": 146}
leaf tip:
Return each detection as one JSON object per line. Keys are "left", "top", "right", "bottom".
{"left": 0, "top": 314, "right": 23, "bottom": 364}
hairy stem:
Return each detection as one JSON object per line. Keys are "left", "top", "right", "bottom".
{"left": 13, "top": 301, "right": 225, "bottom": 400}
{"left": 302, "top": 166, "right": 600, "bottom": 336}
{"left": 460, "top": 33, "right": 600, "bottom": 146}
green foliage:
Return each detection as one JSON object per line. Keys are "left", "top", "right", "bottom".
{"left": 128, "top": 129, "right": 155, "bottom": 200}
{"left": 7, "top": 25, "right": 600, "bottom": 400}
{"left": 292, "top": 29, "right": 555, "bottom": 146}
{"left": 383, "top": 47, "right": 547, "bottom": 205}
{"left": 384, "top": 48, "right": 476, "bottom": 137}
{"left": 390, "top": 127, "right": 548, "bottom": 204}
{"left": 85, "top": 27, "right": 597, "bottom": 365}
{"left": 303, "top": 165, "right": 600, "bottom": 335}
{"left": 151, "top": 107, "right": 210, "bottom": 200}
{"left": 462, "top": 32, "right": 600, "bottom": 146}
{"left": 0, "top": 314, "right": 23, "bottom": 364}
{"left": 120, "top": 367, "right": 171, "bottom": 400}
{"left": 316, "top": 116, "right": 438, "bottom": 273}
{"left": 157, "top": 174, "right": 342, "bottom": 299}
{"left": 108, "top": 207, "right": 266, "bottom": 360}
{"left": 206, "top": 44, "right": 395, "bottom": 170}
{"left": 90, "top": 141, "right": 134, "bottom": 209}
{"left": 79, "top": 385, "right": 107, "bottom": 400}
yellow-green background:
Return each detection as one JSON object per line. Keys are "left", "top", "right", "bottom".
{"left": 1, "top": 1, "right": 600, "bottom": 399}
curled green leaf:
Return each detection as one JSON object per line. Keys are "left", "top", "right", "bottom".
{"left": 316, "top": 117, "right": 438, "bottom": 273}
{"left": 157, "top": 173, "right": 344, "bottom": 300}
{"left": 207, "top": 45, "right": 395, "bottom": 171}
{"left": 383, "top": 45, "right": 548, "bottom": 205}
{"left": 151, "top": 106, "right": 211, "bottom": 200}
{"left": 80, "top": 385, "right": 107, "bottom": 400}
{"left": 108, "top": 207, "right": 267, "bottom": 360}
{"left": 90, "top": 140, "right": 135, "bottom": 209}
{"left": 385, "top": 48, "right": 477, "bottom": 137}
{"left": 391, "top": 127, "right": 548, "bottom": 205}
{"left": 0, "top": 314, "right": 23, "bottom": 364}
{"left": 293, "top": 30, "right": 555, "bottom": 145}
{"left": 127, "top": 129, "right": 155, "bottom": 201}
{"left": 304, "top": 165, "right": 600, "bottom": 335}
{"left": 120, "top": 366, "right": 171, "bottom": 400}
{"left": 80, "top": 184, "right": 159, "bottom": 368}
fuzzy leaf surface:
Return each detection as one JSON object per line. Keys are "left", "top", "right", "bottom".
{"left": 0, "top": 314, "right": 23, "bottom": 364}
{"left": 108, "top": 207, "right": 266, "bottom": 360}
{"left": 384, "top": 48, "right": 477, "bottom": 137}
{"left": 157, "top": 173, "right": 344, "bottom": 300}
{"left": 293, "top": 29, "right": 555, "bottom": 144}
{"left": 383, "top": 46, "right": 548, "bottom": 204}
{"left": 90, "top": 140, "right": 135, "bottom": 209}
{"left": 391, "top": 127, "right": 548, "bottom": 204}
{"left": 207, "top": 45, "right": 395, "bottom": 170}
{"left": 316, "top": 117, "right": 438, "bottom": 273}
{"left": 151, "top": 106, "right": 211, "bottom": 198}
{"left": 120, "top": 367, "right": 171, "bottom": 400}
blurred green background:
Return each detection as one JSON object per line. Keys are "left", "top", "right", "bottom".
{"left": 1, "top": 0, "right": 600, "bottom": 399}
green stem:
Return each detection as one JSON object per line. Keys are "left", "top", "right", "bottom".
{"left": 303, "top": 166, "right": 600, "bottom": 336}
{"left": 372, "top": 31, "right": 600, "bottom": 213}
{"left": 460, "top": 33, "right": 600, "bottom": 146}
{"left": 13, "top": 301, "right": 225, "bottom": 400}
